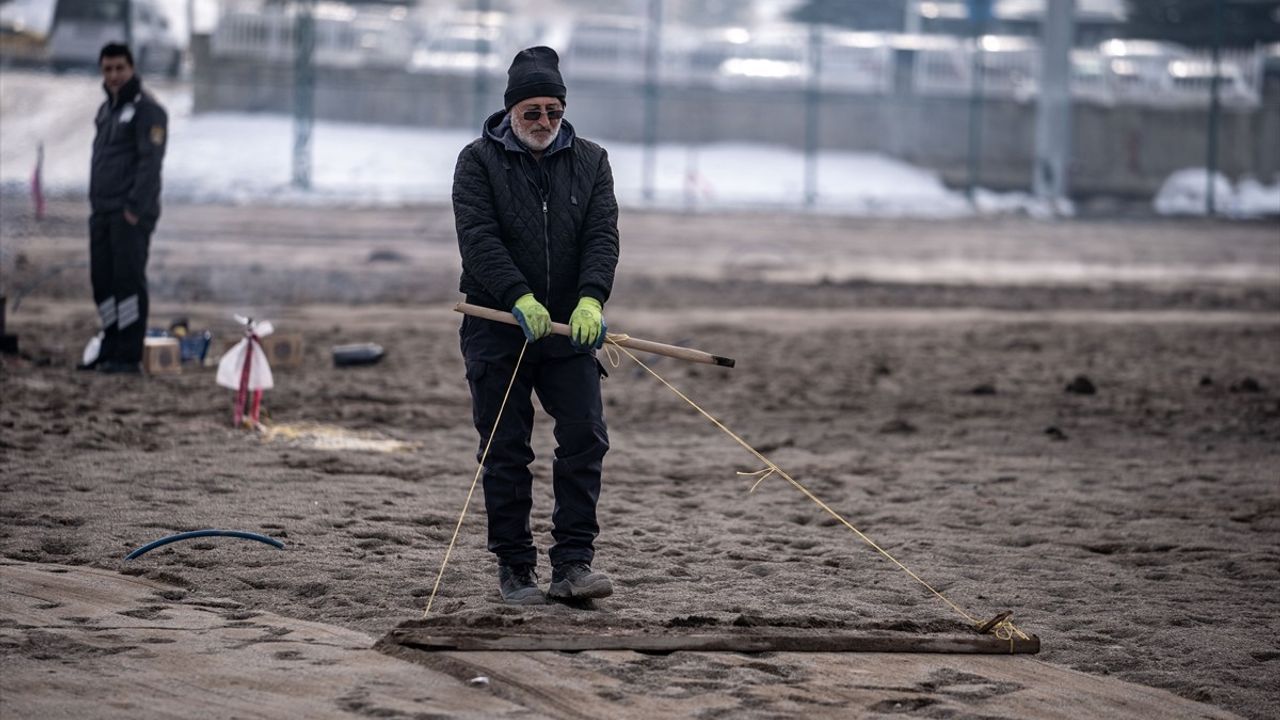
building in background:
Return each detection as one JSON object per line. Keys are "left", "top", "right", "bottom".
{"left": 4, "top": 0, "right": 1268, "bottom": 199}
{"left": 912, "top": 0, "right": 1127, "bottom": 45}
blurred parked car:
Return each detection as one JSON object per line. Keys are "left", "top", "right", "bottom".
{"left": 213, "top": 2, "right": 413, "bottom": 69}
{"left": 563, "top": 15, "right": 647, "bottom": 82}
{"left": 686, "top": 27, "right": 807, "bottom": 90}
{"left": 1098, "top": 38, "right": 1257, "bottom": 104}
{"left": 975, "top": 34, "right": 1039, "bottom": 100}
{"left": 818, "top": 29, "right": 894, "bottom": 93}
{"left": 408, "top": 12, "right": 505, "bottom": 76}
{"left": 0, "top": 0, "right": 50, "bottom": 64}
{"left": 1166, "top": 57, "right": 1255, "bottom": 102}
{"left": 0, "top": 22, "right": 46, "bottom": 65}
{"left": 48, "top": 0, "right": 181, "bottom": 77}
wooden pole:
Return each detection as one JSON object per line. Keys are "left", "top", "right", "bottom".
{"left": 233, "top": 340, "right": 252, "bottom": 427}
{"left": 454, "top": 302, "right": 735, "bottom": 369}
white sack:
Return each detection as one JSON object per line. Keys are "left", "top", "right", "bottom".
{"left": 216, "top": 336, "right": 274, "bottom": 391}
{"left": 82, "top": 332, "right": 103, "bottom": 366}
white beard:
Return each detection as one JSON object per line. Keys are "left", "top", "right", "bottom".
{"left": 512, "top": 116, "right": 559, "bottom": 153}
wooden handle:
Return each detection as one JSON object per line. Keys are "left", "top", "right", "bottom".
{"left": 454, "top": 302, "right": 735, "bottom": 369}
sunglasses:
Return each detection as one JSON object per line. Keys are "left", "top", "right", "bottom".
{"left": 520, "top": 108, "right": 564, "bottom": 121}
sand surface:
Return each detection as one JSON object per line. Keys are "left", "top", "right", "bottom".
{"left": 2, "top": 200, "right": 1278, "bottom": 718}
{"left": 0, "top": 560, "right": 528, "bottom": 718}
{"left": 1, "top": 561, "right": 1240, "bottom": 719}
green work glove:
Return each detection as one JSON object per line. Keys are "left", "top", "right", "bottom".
{"left": 511, "top": 293, "right": 551, "bottom": 342}
{"left": 569, "top": 296, "right": 605, "bottom": 350}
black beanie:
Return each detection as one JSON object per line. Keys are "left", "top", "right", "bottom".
{"left": 504, "top": 46, "right": 566, "bottom": 110}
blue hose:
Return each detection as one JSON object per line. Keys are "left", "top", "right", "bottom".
{"left": 125, "top": 529, "right": 285, "bottom": 560}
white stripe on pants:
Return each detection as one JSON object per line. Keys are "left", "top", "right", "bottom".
{"left": 97, "top": 297, "right": 117, "bottom": 329}
{"left": 117, "top": 294, "right": 140, "bottom": 330}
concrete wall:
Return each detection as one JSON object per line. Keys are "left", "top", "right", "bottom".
{"left": 192, "top": 36, "right": 1276, "bottom": 197}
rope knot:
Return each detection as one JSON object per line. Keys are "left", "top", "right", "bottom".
{"left": 737, "top": 467, "right": 776, "bottom": 493}
{"left": 976, "top": 611, "right": 1029, "bottom": 652}
{"left": 602, "top": 333, "right": 630, "bottom": 368}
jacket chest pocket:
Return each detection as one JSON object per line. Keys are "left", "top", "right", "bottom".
{"left": 564, "top": 199, "right": 585, "bottom": 250}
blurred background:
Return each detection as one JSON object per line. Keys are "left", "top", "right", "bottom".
{"left": 3, "top": 12, "right": 1280, "bottom": 720}
{"left": 1, "top": 0, "right": 1277, "bottom": 217}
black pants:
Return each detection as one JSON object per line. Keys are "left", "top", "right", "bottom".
{"left": 460, "top": 314, "right": 609, "bottom": 568}
{"left": 89, "top": 211, "right": 152, "bottom": 365}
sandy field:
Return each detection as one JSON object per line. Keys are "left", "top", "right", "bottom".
{"left": 2, "top": 199, "right": 1278, "bottom": 719}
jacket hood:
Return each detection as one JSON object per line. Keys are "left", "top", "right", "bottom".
{"left": 483, "top": 110, "right": 575, "bottom": 158}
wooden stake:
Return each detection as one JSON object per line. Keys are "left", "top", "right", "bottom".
{"left": 455, "top": 302, "right": 735, "bottom": 368}
{"left": 977, "top": 611, "right": 1013, "bottom": 635}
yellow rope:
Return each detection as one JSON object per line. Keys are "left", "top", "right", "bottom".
{"left": 601, "top": 332, "right": 629, "bottom": 368}
{"left": 606, "top": 335, "right": 1028, "bottom": 641}
{"left": 423, "top": 342, "right": 528, "bottom": 618}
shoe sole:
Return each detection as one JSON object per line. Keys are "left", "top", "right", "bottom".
{"left": 547, "top": 578, "right": 613, "bottom": 600}
{"left": 501, "top": 590, "right": 546, "bottom": 605}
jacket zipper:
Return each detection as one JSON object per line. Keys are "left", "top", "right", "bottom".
{"left": 519, "top": 152, "right": 553, "bottom": 308}
{"left": 542, "top": 198, "right": 550, "bottom": 306}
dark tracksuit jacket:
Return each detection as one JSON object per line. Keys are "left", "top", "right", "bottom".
{"left": 89, "top": 74, "right": 167, "bottom": 365}
{"left": 453, "top": 111, "right": 620, "bottom": 568}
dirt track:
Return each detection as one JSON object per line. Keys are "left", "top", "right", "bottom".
{"left": 2, "top": 200, "right": 1278, "bottom": 718}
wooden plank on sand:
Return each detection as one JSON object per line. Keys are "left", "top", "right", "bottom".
{"left": 383, "top": 629, "right": 1041, "bottom": 654}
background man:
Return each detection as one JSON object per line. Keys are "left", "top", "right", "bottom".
{"left": 452, "top": 46, "right": 620, "bottom": 605}
{"left": 87, "top": 42, "right": 167, "bottom": 374}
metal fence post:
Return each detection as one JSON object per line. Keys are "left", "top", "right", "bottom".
{"left": 642, "top": 0, "right": 662, "bottom": 203}
{"left": 474, "top": 0, "right": 491, "bottom": 131}
{"left": 804, "top": 24, "right": 823, "bottom": 208}
{"left": 965, "top": 0, "right": 991, "bottom": 203}
{"left": 1206, "top": 0, "right": 1223, "bottom": 216}
{"left": 292, "top": 0, "right": 315, "bottom": 190}
{"left": 1034, "top": 0, "right": 1075, "bottom": 213}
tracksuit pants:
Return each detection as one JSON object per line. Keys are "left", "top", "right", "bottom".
{"left": 460, "top": 313, "right": 610, "bottom": 569}
{"left": 89, "top": 211, "right": 152, "bottom": 365}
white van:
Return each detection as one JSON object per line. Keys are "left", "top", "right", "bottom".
{"left": 48, "top": 0, "right": 182, "bottom": 77}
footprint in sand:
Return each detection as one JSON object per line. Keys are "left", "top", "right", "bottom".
{"left": 919, "top": 668, "right": 1024, "bottom": 701}
{"left": 117, "top": 606, "right": 174, "bottom": 621}
{"left": 294, "top": 582, "right": 330, "bottom": 599}
{"left": 868, "top": 696, "right": 938, "bottom": 713}
{"left": 741, "top": 563, "right": 776, "bottom": 578}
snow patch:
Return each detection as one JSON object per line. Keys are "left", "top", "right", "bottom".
{"left": 1154, "top": 168, "right": 1280, "bottom": 218}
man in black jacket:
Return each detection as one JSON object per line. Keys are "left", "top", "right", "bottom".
{"left": 453, "top": 46, "right": 620, "bottom": 605}
{"left": 87, "top": 42, "right": 167, "bottom": 374}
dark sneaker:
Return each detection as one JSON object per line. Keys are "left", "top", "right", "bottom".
{"left": 498, "top": 564, "right": 545, "bottom": 605}
{"left": 548, "top": 562, "right": 613, "bottom": 600}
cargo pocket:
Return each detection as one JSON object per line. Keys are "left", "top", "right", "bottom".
{"left": 465, "top": 359, "right": 487, "bottom": 382}
{"left": 464, "top": 359, "right": 489, "bottom": 429}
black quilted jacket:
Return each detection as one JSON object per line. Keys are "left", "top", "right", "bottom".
{"left": 91, "top": 75, "right": 167, "bottom": 220}
{"left": 453, "top": 110, "right": 619, "bottom": 322}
